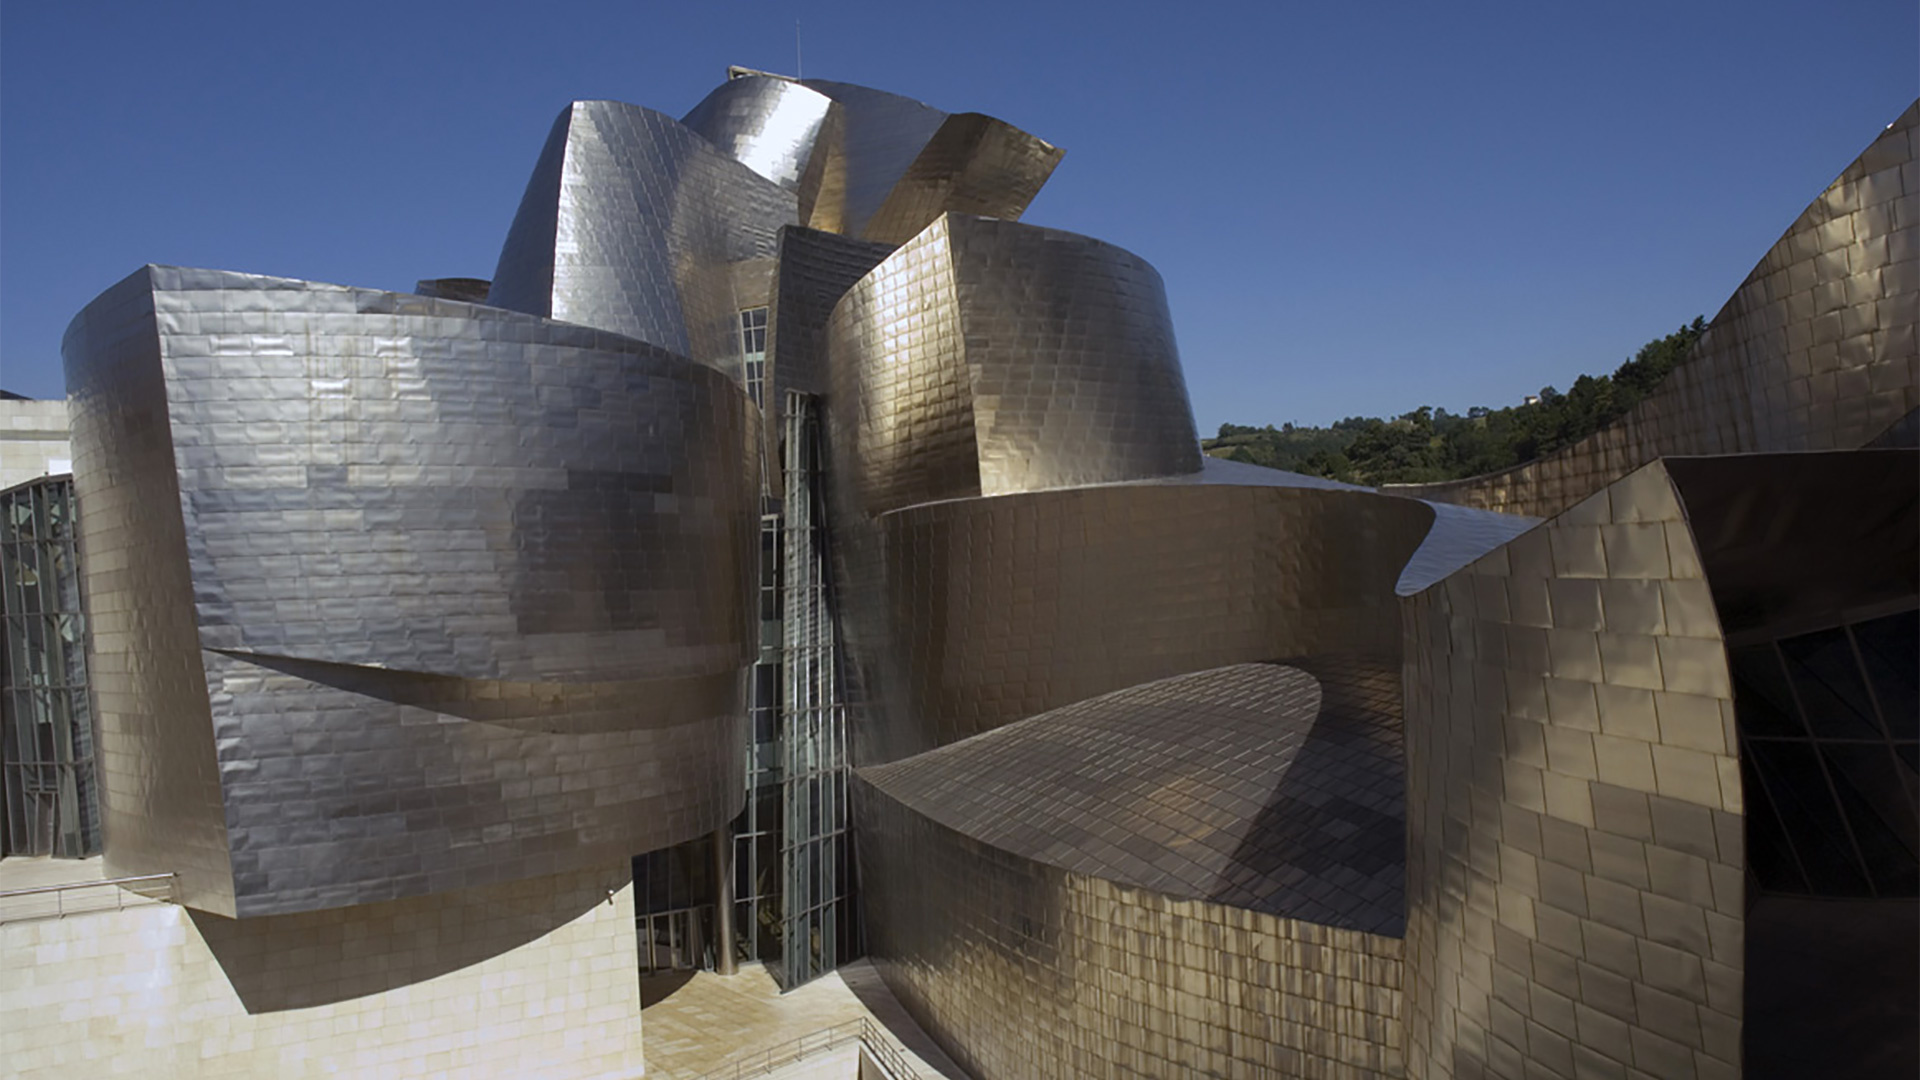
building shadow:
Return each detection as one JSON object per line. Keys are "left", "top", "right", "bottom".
{"left": 1205, "top": 655, "right": 1407, "bottom": 936}
{"left": 193, "top": 867, "right": 621, "bottom": 1013}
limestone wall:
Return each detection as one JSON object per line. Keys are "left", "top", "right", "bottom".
{"left": 1, "top": 864, "right": 643, "bottom": 1078}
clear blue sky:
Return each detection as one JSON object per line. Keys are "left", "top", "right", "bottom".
{"left": 2, "top": 1, "right": 1913, "bottom": 429}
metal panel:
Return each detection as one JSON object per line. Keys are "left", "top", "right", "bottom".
{"left": 855, "top": 661, "right": 1407, "bottom": 1078}
{"left": 839, "top": 476, "right": 1436, "bottom": 764}
{"left": 1401, "top": 459, "right": 1744, "bottom": 1080}
{"left": 488, "top": 99, "right": 797, "bottom": 369}
{"left": 1390, "top": 101, "right": 1920, "bottom": 518}
{"left": 826, "top": 213, "right": 1203, "bottom": 518}
{"left": 63, "top": 266, "right": 757, "bottom": 917}
{"left": 861, "top": 113, "right": 1064, "bottom": 246}
{"left": 681, "top": 75, "right": 837, "bottom": 224}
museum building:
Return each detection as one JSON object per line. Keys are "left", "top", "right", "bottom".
{"left": 2, "top": 69, "right": 1916, "bottom": 1079}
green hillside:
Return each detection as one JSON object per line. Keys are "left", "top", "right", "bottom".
{"left": 1203, "top": 318, "right": 1707, "bottom": 485}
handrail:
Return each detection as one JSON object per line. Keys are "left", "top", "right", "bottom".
{"left": 0, "top": 871, "right": 177, "bottom": 923}
{"left": 0, "top": 872, "right": 177, "bottom": 899}
{"left": 686, "top": 1016, "right": 923, "bottom": 1080}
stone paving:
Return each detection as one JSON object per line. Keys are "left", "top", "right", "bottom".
{"left": 641, "top": 959, "right": 969, "bottom": 1079}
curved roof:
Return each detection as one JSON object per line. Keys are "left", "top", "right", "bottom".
{"left": 856, "top": 658, "right": 1407, "bottom": 934}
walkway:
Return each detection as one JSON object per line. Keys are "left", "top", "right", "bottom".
{"left": 640, "top": 959, "right": 969, "bottom": 1080}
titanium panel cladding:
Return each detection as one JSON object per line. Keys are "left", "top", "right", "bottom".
{"left": 854, "top": 666, "right": 1409, "bottom": 1079}
{"left": 1392, "top": 101, "right": 1920, "bottom": 518}
{"left": 859, "top": 114, "right": 1064, "bottom": 245}
{"left": 64, "top": 266, "right": 758, "bottom": 917}
{"left": 860, "top": 660, "right": 1407, "bottom": 933}
{"left": 681, "top": 75, "right": 837, "bottom": 222}
{"left": 838, "top": 480, "right": 1435, "bottom": 762}
{"left": 488, "top": 99, "right": 797, "bottom": 367}
{"left": 794, "top": 80, "right": 949, "bottom": 237}
{"left": 1401, "top": 461, "right": 1744, "bottom": 1080}
{"left": 827, "top": 214, "right": 1202, "bottom": 517}
{"left": 762, "top": 226, "right": 895, "bottom": 488}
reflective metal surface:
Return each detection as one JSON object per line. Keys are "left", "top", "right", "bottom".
{"left": 1402, "top": 460, "right": 1746, "bottom": 1080}
{"left": 1390, "top": 101, "right": 1920, "bottom": 518}
{"left": 682, "top": 75, "right": 837, "bottom": 223}
{"left": 861, "top": 659, "right": 1406, "bottom": 932}
{"left": 839, "top": 479, "right": 1434, "bottom": 764}
{"left": 855, "top": 662, "right": 1406, "bottom": 1078}
{"left": 49, "top": 63, "right": 1910, "bottom": 1077}
{"left": 64, "top": 266, "right": 756, "bottom": 917}
{"left": 859, "top": 114, "right": 1064, "bottom": 246}
{"left": 487, "top": 99, "right": 795, "bottom": 369}
{"left": 827, "top": 213, "right": 1202, "bottom": 517}
{"left": 796, "top": 81, "right": 1059, "bottom": 242}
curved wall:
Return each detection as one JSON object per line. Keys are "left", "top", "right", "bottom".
{"left": 826, "top": 213, "right": 1202, "bottom": 518}
{"left": 1401, "top": 461, "right": 1744, "bottom": 1079}
{"left": 681, "top": 75, "right": 837, "bottom": 224}
{"left": 64, "top": 266, "right": 757, "bottom": 916}
{"left": 859, "top": 113, "right": 1064, "bottom": 245}
{"left": 854, "top": 662, "right": 1409, "bottom": 1078}
{"left": 837, "top": 475, "right": 1433, "bottom": 763}
{"left": 1390, "top": 101, "right": 1919, "bottom": 519}
{"left": 488, "top": 100, "right": 796, "bottom": 368}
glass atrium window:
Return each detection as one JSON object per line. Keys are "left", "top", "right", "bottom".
{"left": 1734, "top": 609, "right": 1920, "bottom": 898}
{"left": 740, "top": 307, "right": 769, "bottom": 407}
{"left": 1, "top": 475, "right": 101, "bottom": 858}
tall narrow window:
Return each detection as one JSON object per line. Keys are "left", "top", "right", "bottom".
{"left": 739, "top": 307, "right": 769, "bottom": 407}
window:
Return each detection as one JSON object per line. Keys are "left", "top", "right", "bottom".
{"left": 740, "top": 307, "right": 769, "bottom": 406}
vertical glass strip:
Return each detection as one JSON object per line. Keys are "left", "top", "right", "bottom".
{"left": 778, "top": 392, "right": 854, "bottom": 987}
{"left": 0, "top": 475, "right": 100, "bottom": 858}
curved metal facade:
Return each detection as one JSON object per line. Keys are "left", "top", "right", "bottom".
{"left": 827, "top": 213, "right": 1202, "bottom": 517}
{"left": 43, "top": 64, "right": 1914, "bottom": 1078}
{"left": 792, "top": 80, "right": 1061, "bottom": 242}
{"left": 681, "top": 75, "right": 837, "bottom": 221}
{"left": 64, "top": 266, "right": 756, "bottom": 916}
{"left": 487, "top": 99, "right": 796, "bottom": 367}
{"left": 1402, "top": 461, "right": 1746, "bottom": 1079}
{"left": 854, "top": 662, "right": 1408, "bottom": 1078}
{"left": 1390, "top": 102, "right": 1919, "bottom": 518}
{"left": 841, "top": 479, "right": 1434, "bottom": 762}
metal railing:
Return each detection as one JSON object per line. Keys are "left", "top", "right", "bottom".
{"left": 688, "top": 1016, "right": 922, "bottom": 1080}
{"left": 0, "top": 872, "right": 177, "bottom": 923}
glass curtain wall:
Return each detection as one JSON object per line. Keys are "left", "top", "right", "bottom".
{"left": 1731, "top": 606, "right": 1920, "bottom": 897}
{"left": 635, "top": 307, "right": 785, "bottom": 975}
{"left": 0, "top": 475, "right": 101, "bottom": 858}
{"left": 779, "top": 392, "right": 855, "bottom": 985}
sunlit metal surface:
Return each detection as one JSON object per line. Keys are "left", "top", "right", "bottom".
{"left": 795, "top": 81, "right": 1060, "bottom": 242}
{"left": 682, "top": 75, "right": 837, "bottom": 222}
{"left": 827, "top": 213, "right": 1202, "bottom": 517}
{"left": 762, "top": 225, "right": 894, "bottom": 489}
{"left": 855, "top": 661, "right": 1407, "bottom": 1078}
{"left": 794, "top": 80, "right": 948, "bottom": 238}
{"left": 837, "top": 480, "right": 1435, "bottom": 765}
{"left": 487, "top": 99, "right": 796, "bottom": 369}
{"left": 859, "top": 114, "right": 1064, "bottom": 245}
{"left": 63, "top": 266, "right": 756, "bottom": 917}
{"left": 1402, "top": 460, "right": 1747, "bottom": 1079}
{"left": 1390, "top": 101, "right": 1920, "bottom": 518}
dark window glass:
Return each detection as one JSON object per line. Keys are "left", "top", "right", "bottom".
{"left": 1855, "top": 610, "right": 1918, "bottom": 740}
{"left": 1749, "top": 741, "right": 1871, "bottom": 895}
{"left": 1822, "top": 745, "right": 1920, "bottom": 895}
{"left": 1730, "top": 644, "right": 1806, "bottom": 737}
{"left": 1741, "top": 756, "right": 1810, "bottom": 893}
{"left": 1780, "top": 628, "right": 1884, "bottom": 739}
